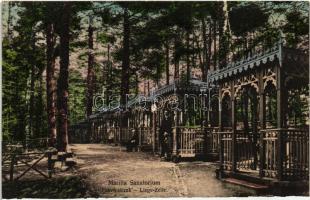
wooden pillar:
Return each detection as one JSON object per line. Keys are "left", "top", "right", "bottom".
{"left": 152, "top": 111, "right": 156, "bottom": 154}
{"left": 259, "top": 69, "right": 266, "bottom": 177}
{"left": 276, "top": 65, "right": 284, "bottom": 180}
{"left": 218, "top": 85, "right": 222, "bottom": 130}
{"left": 172, "top": 109, "right": 179, "bottom": 156}
{"left": 276, "top": 66, "right": 283, "bottom": 128}
{"left": 138, "top": 111, "right": 142, "bottom": 151}
{"left": 231, "top": 81, "right": 237, "bottom": 172}
{"left": 218, "top": 85, "right": 224, "bottom": 173}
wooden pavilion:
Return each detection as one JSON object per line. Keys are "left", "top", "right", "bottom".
{"left": 69, "top": 34, "right": 309, "bottom": 190}
{"left": 209, "top": 36, "right": 309, "bottom": 186}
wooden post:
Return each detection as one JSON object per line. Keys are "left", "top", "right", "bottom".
{"left": 218, "top": 85, "right": 222, "bottom": 131}
{"left": 47, "top": 152, "right": 53, "bottom": 178}
{"left": 172, "top": 110, "right": 179, "bottom": 157}
{"left": 9, "top": 153, "right": 15, "bottom": 181}
{"left": 259, "top": 69, "right": 266, "bottom": 177}
{"left": 231, "top": 81, "right": 237, "bottom": 172}
{"left": 152, "top": 112, "right": 156, "bottom": 154}
{"left": 218, "top": 85, "right": 224, "bottom": 172}
{"left": 276, "top": 66, "right": 283, "bottom": 180}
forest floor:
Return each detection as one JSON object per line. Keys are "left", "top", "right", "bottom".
{"left": 3, "top": 143, "right": 308, "bottom": 198}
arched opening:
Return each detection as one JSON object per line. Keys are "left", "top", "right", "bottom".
{"left": 235, "top": 84, "right": 259, "bottom": 170}
{"left": 222, "top": 94, "right": 231, "bottom": 128}
{"left": 287, "top": 87, "right": 309, "bottom": 128}
{"left": 264, "top": 81, "right": 277, "bottom": 128}
{"left": 210, "top": 95, "right": 219, "bottom": 127}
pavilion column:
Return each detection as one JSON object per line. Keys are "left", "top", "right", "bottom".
{"left": 218, "top": 85, "right": 222, "bottom": 131}
{"left": 231, "top": 81, "right": 237, "bottom": 172}
{"left": 259, "top": 69, "right": 266, "bottom": 177}
{"left": 276, "top": 65, "right": 284, "bottom": 181}
{"left": 218, "top": 85, "right": 224, "bottom": 173}
{"left": 152, "top": 111, "right": 156, "bottom": 154}
{"left": 172, "top": 109, "right": 179, "bottom": 157}
{"left": 276, "top": 66, "right": 284, "bottom": 128}
{"left": 157, "top": 111, "right": 161, "bottom": 153}
{"left": 138, "top": 111, "right": 143, "bottom": 151}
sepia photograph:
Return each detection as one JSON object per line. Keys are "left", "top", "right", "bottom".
{"left": 1, "top": 0, "right": 309, "bottom": 198}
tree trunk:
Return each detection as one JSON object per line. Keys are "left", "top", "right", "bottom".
{"left": 46, "top": 23, "right": 57, "bottom": 147}
{"left": 201, "top": 18, "right": 207, "bottom": 81}
{"left": 29, "top": 33, "right": 36, "bottom": 139}
{"left": 135, "top": 73, "right": 139, "bottom": 95}
{"left": 57, "top": 2, "right": 71, "bottom": 152}
{"left": 218, "top": 2, "right": 225, "bottom": 69}
{"left": 120, "top": 6, "right": 130, "bottom": 108}
{"left": 186, "top": 30, "right": 190, "bottom": 83}
{"left": 207, "top": 19, "right": 212, "bottom": 71}
{"left": 165, "top": 42, "right": 169, "bottom": 85}
{"left": 106, "top": 44, "right": 111, "bottom": 105}
{"left": 86, "top": 17, "right": 95, "bottom": 117}
{"left": 35, "top": 69, "right": 44, "bottom": 137}
{"left": 213, "top": 19, "right": 217, "bottom": 71}
{"left": 174, "top": 35, "right": 179, "bottom": 80}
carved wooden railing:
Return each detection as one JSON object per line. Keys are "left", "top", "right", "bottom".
{"left": 260, "top": 128, "right": 309, "bottom": 181}
{"left": 101, "top": 124, "right": 108, "bottom": 142}
{"left": 220, "top": 131, "right": 233, "bottom": 170}
{"left": 177, "top": 127, "right": 204, "bottom": 157}
{"left": 219, "top": 128, "right": 309, "bottom": 181}
{"left": 138, "top": 127, "right": 153, "bottom": 146}
{"left": 108, "top": 127, "right": 119, "bottom": 143}
{"left": 205, "top": 127, "right": 232, "bottom": 155}
{"left": 119, "top": 127, "right": 133, "bottom": 143}
{"left": 220, "top": 129, "right": 259, "bottom": 171}
{"left": 235, "top": 130, "right": 259, "bottom": 170}
{"left": 205, "top": 127, "right": 220, "bottom": 154}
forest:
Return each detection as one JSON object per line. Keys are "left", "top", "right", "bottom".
{"left": 2, "top": 1, "right": 309, "bottom": 151}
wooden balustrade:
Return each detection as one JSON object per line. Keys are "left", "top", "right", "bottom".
{"left": 219, "top": 128, "right": 309, "bottom": 181}
{"left": 260, "top": 128, "right": 309, "bottom": 181}
{"left": 220, "top": 129, "right": 259, "bottom": 172}
{"left": 120, "top": 128, "right": 132, "bottom": 143}
{"left": 138, "top": 127, "right": 153, "bottom": 145}
{"left": 235, "top": 130, "right": 259, "bottom": 171}
{"left": 178, "top": 127, "right": 204, "bottom": 157}
{"left": 220, "top": 131, "right": 233, "bottom": 170}
{"left": 205, "top": 127, "right": 220, "bottom": 154}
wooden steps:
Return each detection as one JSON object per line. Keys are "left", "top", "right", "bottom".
{"left": 223, "top": 177, "right": 269, "bottom": 190}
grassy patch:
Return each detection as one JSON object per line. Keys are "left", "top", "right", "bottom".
{"left": 2, "top": 175, "right": 99, "bottom": 198}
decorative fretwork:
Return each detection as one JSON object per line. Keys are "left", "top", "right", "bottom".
{"left": 208, "top": 43, "right": 280, "bottom": 83}
{"left": 263, "top": 67, "right": 277, "bottom": 89}
{"left": 221, "top": 82, "right": 231, "bottom": 98}
{"left": 234, "top": 74, "right": 259, "bottom": 97}
{"left": 156, "top": 94, "right": 179, "bottom": 110}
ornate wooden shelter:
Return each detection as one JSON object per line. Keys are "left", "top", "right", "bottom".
{"left": 69, "top": 34, "right": 309, "bottom": 190}
{"left": 151, "top": 79, "right": 207, "bottom": 160}
{"left": 208, "top": 36, "right": 309, "bottom": 183}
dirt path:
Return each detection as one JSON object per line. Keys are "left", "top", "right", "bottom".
{"left": 70, "top": 143, "right": 255, "bottom": 197}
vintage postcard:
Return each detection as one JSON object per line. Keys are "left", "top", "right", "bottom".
{"left": 1, "top": 1, "right": 309, "bottom": 198}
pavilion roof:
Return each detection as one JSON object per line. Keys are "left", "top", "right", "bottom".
{"left": 208, "top": 42, "right": 309, "bottom": 84}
